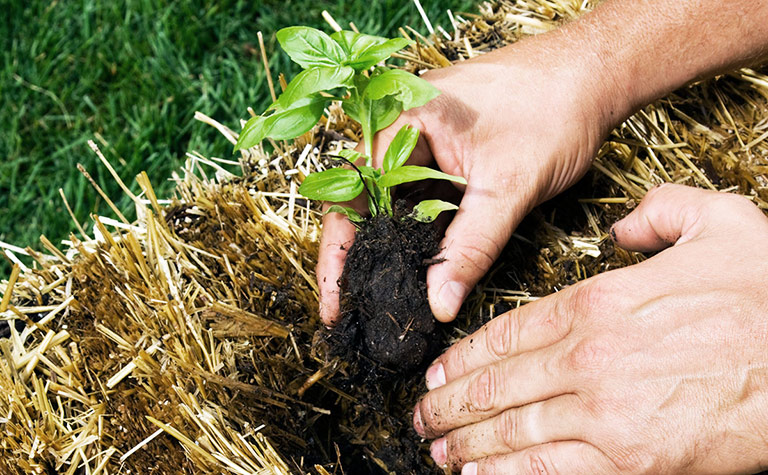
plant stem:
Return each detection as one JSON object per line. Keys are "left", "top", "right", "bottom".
{"left": 364, "top": 133, "right": 373, "bottom": 160}
{"left": 362, "top": 99, "right": 374, "bottom": 165}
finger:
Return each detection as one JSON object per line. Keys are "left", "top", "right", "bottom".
{"left": 428, "top": 180, "right": 534, "bottom": 322}
{"left": 429, "top": 395, "right": 585, "bottom": 470}
{"left": 425, "top": 292, "right": 575, "bottom": 390}
{"left": 317, "top": 206, "right": 356, "bottom": 326}
{"left": 414, "top": 343, "right": 568, "bottom": 438}
{"left": 611, "top": 183, "right": 763, "bottom": 252}
{"left": 462, "top": 441, "right": 616, "bottom": 475}
{"left": 316, "top": 139, "right": 372, "bottom": 326}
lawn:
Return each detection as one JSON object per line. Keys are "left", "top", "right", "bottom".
{"left": 0, "top": 0, "right": 474, "bottom": 277}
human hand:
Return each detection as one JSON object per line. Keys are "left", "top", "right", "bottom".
{"left": 317, "top": 32, "right": 622, "bottom": 325}
{"left": 413, "top": 184, "right": 768, "bottom": 474}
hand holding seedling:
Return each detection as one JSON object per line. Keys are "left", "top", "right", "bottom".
{"left": 405, "top": 0, "right": 768, "bottom": 472}
{"left": 316, "top": 33, "right": 617, "bottom": 324}
{"left": 235, "top": 26, "right": 466, "bottom": 227}
{"left": 237, "top": 26, "right": 470, "bottom": 371}
{"left": 414, "top": 185, "right": 768, "bottom": 473}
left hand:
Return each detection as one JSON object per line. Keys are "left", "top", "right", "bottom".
{"left": 413, "top": 184, "right": 768, "bottom": 474}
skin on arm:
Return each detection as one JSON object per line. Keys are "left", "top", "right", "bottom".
{"left": 317, "top": 0, "right": 768, "bottom": 326}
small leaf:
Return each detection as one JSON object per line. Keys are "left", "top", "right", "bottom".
{"left": 235, "top": 96, "right": 328, "bottom": 150}
{"left": 369, "top": 95, "right": 403, "bottom": 134}
{"left": 365, "top": 69, "right": 440, "bottom": 110}
{"left": 279, "top": 66, "right": 354, "bottom": 107}
{"left": 338, "top": 149, "right": 363, "bottom": 163}
{"left": 410, "top": 199, "right": 458, "bottom": 223}
{"left": 326, "top": 205, "right": 365, "bottom": 223}
{"left": 350, "top": 38, "right": 412, "bottom": 70}
{"left": 277, "top": 26, "right": 345, "bottom": 68}
{"left": 331, "top": 31, "right": 385, "bottom": 57}
{"left": 356, "top": 165, "right": 380, "bottom": 179}
{"left": 377, "top": 165, "right": 467, "bottom": 187}
{"left": 298, "top": 168, "right": 364, "bottom": 202}
{"left": 264, "top": 95, "right": 327, "bottom": 140}
{"left": 342, "top": 94, "right": 402, "bottom": 143}
{"left": 383, "top": 125, "right": 419, "bottom": 172}
{"left": 331, "top": 31, "right": 413, "bottom": 70}
{"left": 235, "top": 115, "right": 269, "bottom": 151}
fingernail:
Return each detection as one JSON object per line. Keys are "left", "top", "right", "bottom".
{"left": 413, "top": 403, "right": 425, "bottom": 437}
{"left": 430, "top": 437, "right": 447, "bottom": 466}
{"left": 425, "top": 362, "right": 446, "bottom": 390}
{"left": 438, "top": 280, "right": 468, "bottom": 319}
{"left": 462, "top": 462, "right": 478, "bottom": 475}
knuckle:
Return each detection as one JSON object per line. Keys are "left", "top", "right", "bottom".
{"left": 443, "top": 343, "right": 470, "bottom": 376}
{"left": 467, "top": 367, "right": 498, "bottom": 414}
{"left": 496, "top": 408, "right": 520, "bottom": 451}
{"left": 451, "top": 233, "right": 500, "bottom": 274}
{"left": 716, "top": 192, "right": 759, "bottom": 215}
{"left": 563, "top": 338, "right": 614, "bottom": 375}
{"left": 523, "top": 447, "right": 560, "bottom": 475}
{"left": 418, "top": 395, "right": 440, "bottom": 436}
{"left": 444, "top": 431, "right": 469, "bottom": 469}
{"left": 649, "top": 182, "right": 673, "bottom": 194}
{"left": 570, "top": 279, "right": 612, "bottom": 315}
{"left": 485, "top": 312, "right": 519, "bottom": 360}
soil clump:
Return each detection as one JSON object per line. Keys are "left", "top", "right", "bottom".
{"left": 330, "top": 202, "right": 444, "bottom": 376}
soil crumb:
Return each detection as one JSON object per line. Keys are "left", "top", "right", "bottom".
{"left": 330, "top": 204, "right": 443, "bottom": 374}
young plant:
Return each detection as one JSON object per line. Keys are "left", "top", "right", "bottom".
{"left": 299, "top": 124, "right": 465, "bottom": 222}
{"left": 235, "top": 26, "right": 464, "bottom": 222}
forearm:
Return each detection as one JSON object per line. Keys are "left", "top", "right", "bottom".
{"left": 575, "top": 0, "right": 768, "bottom": 123}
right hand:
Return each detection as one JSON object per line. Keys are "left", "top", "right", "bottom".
{"left": 317, "top": 29, "right": 625, "bottom": 326}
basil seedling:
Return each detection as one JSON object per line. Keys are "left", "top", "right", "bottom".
{"left": 236, "top": 26, "right": 464, "bottom": 223}
{"left": 300, "top": 125, "right": 465, "bottom": 221}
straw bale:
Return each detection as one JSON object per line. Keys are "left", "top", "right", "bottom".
{"left": 1, "top": 0, "right": 767, "bottom": 473}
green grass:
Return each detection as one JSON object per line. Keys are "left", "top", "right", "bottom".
{"left": 0, "top": 0, "right": 474, "bottom": 277}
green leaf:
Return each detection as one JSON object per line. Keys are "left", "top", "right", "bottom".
{"left": 331, "top": 31, "right": 385, "bottom": 57}
{"left": 279, "top": 66, "right": 354, "bottom": 108}
{"left": 235, "top": 115, "right": 269, "bottom": 151}
{"left": 365, "top": 69, "right": 440, "bottom": 110}
{"left": 410, "top": 199, "right": 459, "bottom": 223}
{"left": 264, "top": 95, "right": 327, "bottom": 141}
{"left": 383, "top": 125, "right": 419, "bottom": 172}
{"left": 350, "top": 38, "right": 412, "bottom": 70}
{"left": 345, "top": 94, "right": 402, "bottom": 136}
{"left": 342, "top": 68, "right": 403, "bottom": 157}
{"left": 326, "top": 205, "right": 365, "bottom": 223}
{"left": 235, "top": 96, "right": 328, "bottom": 150}
{"left": 298, "top": 168, "right": 364, "bottom": 202}
{"left": 377, "top": 165, "right": 467, "bottom": 187}
{"left": 356, "top": 165, "right": 380, "bottom": 180}
{"left": 338, "top": 149, "right": 363, "bottom": 163}
{"left": 277, "top": 27, "right": 345, "bottom": 68}
{"left": 331, "top": 31, "right": 412, "bottom": 70}
{"left": 369, "top": 95, "right": 403, "bottom": 134}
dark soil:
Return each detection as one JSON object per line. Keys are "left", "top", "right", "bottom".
{"left": 317, "top": 203, "right": 447, "bottom": 474}
{"left": 330, "top": 204, "right": 443, "bottom": 375}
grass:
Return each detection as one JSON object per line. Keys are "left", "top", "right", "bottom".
{"left": 0, "top": 0, "right": 474, "bottom": 277}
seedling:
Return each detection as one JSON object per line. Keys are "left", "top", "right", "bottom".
{"left": 235, "top": 26, "right": 465, "bottom": 223}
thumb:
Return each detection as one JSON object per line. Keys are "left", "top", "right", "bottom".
{"left": 610, "top": 183, "right": 752, "bottom": 252}
{"left": 427, "top": 181, "right": 532, "bottom": 322}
